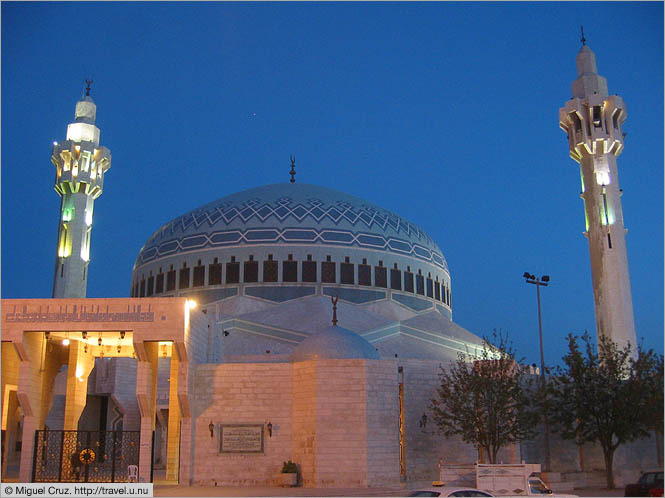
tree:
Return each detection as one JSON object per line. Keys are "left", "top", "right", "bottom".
{"left": 547, "top": 332, "right": 663, "bottom": 489}
{"left": 645, "top": 354, "right": 664, "bottom": 467}
{"left": 429, "top": 332, "right": 538, "bottom": 464}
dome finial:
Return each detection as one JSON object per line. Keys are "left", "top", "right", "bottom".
{"left": 331, "top": 295, "right": 338, "bottom": 326}
{"left": 289, "top": 155, "right": 296, "bottom": 183}
{"left": 85, "top": 78, "right": 93, "bottom": 97}
{"left": 580, "top": 25, "right": 586, "bottom": 46}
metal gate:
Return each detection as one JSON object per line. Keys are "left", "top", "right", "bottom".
{"left": 32, "top": 430, "right": 140, "bottom": 482}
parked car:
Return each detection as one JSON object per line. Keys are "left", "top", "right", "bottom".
{"left": 408, "top": 483, "right": 495, "bottom": 497}
{"left": 625, "top": 470, "right": 664, "bottom": 497}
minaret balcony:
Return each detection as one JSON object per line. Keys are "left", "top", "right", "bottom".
{"left": 52, "top": 141, "right": 111, "bottom": 197}
{"left": 559, "top": 99, "right": 625, "bottom": 160}
{"left": 571, "top": 137, "right": 623, "bottom": 160}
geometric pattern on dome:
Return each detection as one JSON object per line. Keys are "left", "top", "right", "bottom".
{"left": 136, "top": 187, "right": 448, "bottom": 271}
{"left": 148, "top": 196, "right": 436, "bottom": 246}
{"left": 136, "top": 225, "right": 447, "bottom": 271}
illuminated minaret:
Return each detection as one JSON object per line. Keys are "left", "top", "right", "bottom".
{"left": 559, "top": 35, "right": 637, "bottom": 353}
{"left": 51, "top": 81, "right": 111, "bottom": 298}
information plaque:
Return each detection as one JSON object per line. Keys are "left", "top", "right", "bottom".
{"left": 219, "top": 424, "right": 264, "bottom": 453}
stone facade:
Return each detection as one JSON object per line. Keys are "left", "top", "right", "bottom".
{"left": 189, "top": 359, "right": 400, "bottom": 488}
{"left": 1, "top": 296, "right": 662, "bottom": 487}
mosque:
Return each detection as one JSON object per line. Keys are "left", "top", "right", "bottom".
{"left": 0, "top": 42, "right": 659, "bottom": 488}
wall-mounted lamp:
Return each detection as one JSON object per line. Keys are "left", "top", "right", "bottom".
{"left": 223, "top": 331, "right": 229, "bottom": 337}
{"left": 209, "top": 421, "right": 215, "bottom": 438}
{"left": 98, "top": 333, "right": 103, "bottom": 346}
{"left": 81, "top": 331, "right": 87, "bottom": 340}
{"left": 120, "top": 331, "right": 126, "bottom": 339}
{"left": 266, "top": 422, "right": 273, "bottom": 438}
{"left": 45, "top": 332, "right": 50, "bottom": 341}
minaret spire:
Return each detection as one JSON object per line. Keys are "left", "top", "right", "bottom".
{"left": 51, "top": 86, "right": 112, "bottom": 298}
{"left": 559, "top": 45, "right": 637, "bottom": 356}
{"left": 580, "top": 26, "right": 586, "bottom": 46}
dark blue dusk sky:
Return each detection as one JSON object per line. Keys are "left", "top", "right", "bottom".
{"left": 2, "top": 2, "right": 662, "bottom": 366}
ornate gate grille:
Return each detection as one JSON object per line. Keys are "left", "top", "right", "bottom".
{"left": 32, "top": 430, "right": 140, "bottom": 482}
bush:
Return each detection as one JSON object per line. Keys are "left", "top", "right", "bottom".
{"left": 281, "top": 460, "right": 297, "bottom": 473}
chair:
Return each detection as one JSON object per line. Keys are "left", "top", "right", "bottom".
{"left": 127, "top": 465, "right": 138, "bottom": 483}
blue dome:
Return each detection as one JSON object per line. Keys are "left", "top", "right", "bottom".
{"left": 290, "top": 325, "right": 381, "bottom": 361}
{"left": 134, "top": 183, "right": 447, "bottom": 271}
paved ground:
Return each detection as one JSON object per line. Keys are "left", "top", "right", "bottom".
{"left": 0, "top": 477, "right": 626, "bottom": 496}
{"left": 154, "top": 485, "right": 406, "bottom": 497}
{"left": 153, "top": 484, "right": 626, "bottom": 497}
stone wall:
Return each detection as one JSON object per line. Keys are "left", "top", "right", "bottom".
{"left": 186, "top": 308, "right": 209, "bottom": 365}
{"left": 523, "top": 427, "right": 664, "bottom": 488}
{"left": 188, "top": 358, "right": 405, "bottom": 488}
{"left": 191, "top": 362, "right": 293, "bottom": 485}
{"left": 401, "top": 358, "right": 479, "bottom": 484}
{"left": 313, "top": 360, "right": 368, "bottom": 487}
{"left": 365, "top": 360, "right": 400, "bottom": 487}
{"left": 111, "top": 358, "right": 140, "bottom": 430}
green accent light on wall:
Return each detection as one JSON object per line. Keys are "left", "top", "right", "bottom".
{"left": 62, "top": 208, "right": 73, "bottom": 222}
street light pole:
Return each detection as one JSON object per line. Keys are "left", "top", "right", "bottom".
{"left": 523, "top": 272, "right": 551, "bottom": 472}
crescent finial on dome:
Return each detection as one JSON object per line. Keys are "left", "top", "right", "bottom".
{"left": 289, "top": 155, "right": 296, "bottom": 183}
{"left": 331, "top": 295, "right": 338, "bottom": 326}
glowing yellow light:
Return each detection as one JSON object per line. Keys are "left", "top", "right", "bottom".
{"left": 595, "top": 171, "right": 610, "bottom": 186}
{"left": 53, "top": 141, "right": 58, "bottom": 146}
{"left": 58, "top": 224, "right": 71, "bottom": 258}
{"left": 75, "top": 366, "right": 83, "bottom": 379}
{"left": 85, "top": 210, "right": 93, "bottom": 226}
{"left": 62, "top": 338, "right": 70, "bottom": 346}
{"left": 186, "top": 300, "right": 197, "bottom": 310}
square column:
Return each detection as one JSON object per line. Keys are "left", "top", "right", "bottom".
{"left": 1, "top": 342, "right": 20, "bottom": 478}
{"left": 173, "top": 342, "right": 190, "bottom": 485}
{"left": 2, "top": 390, "right": 19, "bottom": 477}
{"left": 16, "top": 334, "right": 67, "bottom": 482}
{"left": 165, "top": 352, "right": 180, "bottom": 482}
{"left": 135, "top": 342, "right": 159, "bottom": 483}
{"left": 63, "top": 341, "right": 95, "bottom": 431}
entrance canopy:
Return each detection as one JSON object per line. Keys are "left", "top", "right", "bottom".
{"left": 1, "top": 297, "right": 204, "bottom": 483}
{"left": 2, "top": 297, "right": 195, "bottom": 342}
